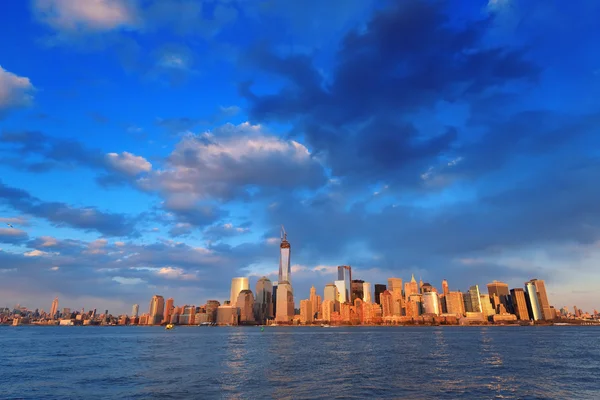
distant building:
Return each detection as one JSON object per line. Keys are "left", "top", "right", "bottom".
{"left": 380, "top": 290, "right": 393, "bottom": 317}
{"left": 131, "top": 304, "right": 139, "bottom": 318}
{"left": 275, "top": 282, "right": 294, "bottom": 323}
{"left": 300, "top": 299, "right": 313, "bottom": 324}
{"left": 468, "top": 285, "right": 483, "bottom": 313}
{"left": 322, "top": 300, "right": 334, "bottom": 322}
{"left": 510, "top": 288, "right": 530, "bottom": 320}
{"left": 164, "top": 298, "right": 174, "bottom": 324}
{"left": 230, "top": 277, "right": 249, "bottom": 306}
{"left": 309, "top": 286, "right": 321, "bottom": 319}
{"left": 334, "top": 280, "right": 347, "bottom": 303}
{"left": 487, "top": 281, "right": 511, "bottom": 313}
{"left": 337, "top": 266, "right": 352, "bottom": 303}
{"left": 363, "top": 282, "right": 372, "bottom": 303}
{"left": 237, "top": 290, "right": 255, "bottom": 324}
{"left": 205, "top": 300, "right": 220, "bottom": 322}
{"left": 50, "top": 297, "right": 59, "bottom": 320}
{"left": 441, "top": 279, "right": 449, "bottom": 296}
{"left": 446, "top": 291, "right": 465, "bottom": 316}
{"left": 422, "top": 292, "right": 440, "bottom": 315}
{"left": 404, "top": 275, "right": 419, "bottom": 301}
{"left": 526, "top": 279, "right": 553, "bottom": 320}
{"left": 148, "top": 295, "right": 165, "bottom": 325}
{"left": 525, "top": 281, "right": 544, "bottom": 321}
{"left": 374, "top": 284, "right": 386, "bottom": 305}
{"left": 351, "top": 279, "right": 364, "bottom": 303}
{"left": 255, "top": 277, "right": 273, "bottom": 324}
{"left": 216, "top": 305, "right": 238, "bottom": 325}
{"left": 480, "top": 294, "right": 496, "bottom": 318}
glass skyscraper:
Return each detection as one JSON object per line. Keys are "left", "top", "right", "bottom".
{"left": 279, "top": 226, "right": 291, "bottom": 284}
{"left": 337, "top": 265, "right": 352, "bottom": 304}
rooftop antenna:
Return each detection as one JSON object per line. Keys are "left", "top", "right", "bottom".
{"left": 281, "top": 225, "right": 287, "bottom": 241}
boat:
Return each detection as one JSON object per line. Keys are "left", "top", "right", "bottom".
{"left": 321, "top": 324, "right": 330, "bottom": 328}
{"left": 165, "top": 324, "right": 174, "bottom": 330}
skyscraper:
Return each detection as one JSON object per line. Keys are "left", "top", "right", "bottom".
{"left": 487, "top": 280, "right": 510, "bottom": 312}
{"left": 131, "top": 304, "right": 139, "bottom": 318}
{"left": 422, "top": 292, "right": 440, "bottom": 315}
{"left": 275, "top": 226, "right": 294, "bottom": 322}
{"left": 510, "top": 288, "right": 530, "bottom": 320}
{"left": 148, "top": 295, "right": 165, "bottom": 325}
{"left": 441, "top": 279, "right": 449, "bottom": 296}
{"left": 279, "top": 225, "right": 291, "bottom": 283}
{"left": 309, "top": 286, "right": 321, "bottom": 319}
{"left": 527, "top": 279, "right": 553, "bottom": 320}
{"left": 387, "top": 278, "right": 403, "bottom": 293}
{"left": 300, "top": 299, "right": 313, "bottom": 324}
{"left": 255, "top": 276, "right": 273, "bottom": 323}
{"left": 446, "top": 291, "right": 465, "bottom": 315}
{"left": 50, "top": 297, "right": 58, "bottom": 319}
{"left": 468, "top": 285, "right": 482, "bottom": 313}
{"left": 230, "top": 277, "right": 250, "bottom": 306}
{"left": 237, "top": 290, "right": 255, "bottom": 324}
{"left": 351, "top": 279, "right": 364, "bottom": 302}
{"left": 404, "top": 274, "right": 419, "bottom": 301}
{"left": 337, "top": 266, "right": 352, "bottom": 303}
{"left": 374, "top": 284, "right": 386, "bottom": 304}
{"left": 363, "top": 282, "right": 372, "bottom": 303}
{"left": 525, "top": 281, "right": 543, "bottom": 320}
{"left": 164, "top": 298, "right": 174, "bottom": 324}
{"left": 334, "top": 280, "right": 347, "bottom": 303}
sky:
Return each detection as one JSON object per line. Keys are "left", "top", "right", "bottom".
{"left": 1, "top": 0, "right": 599, "bottom": 315}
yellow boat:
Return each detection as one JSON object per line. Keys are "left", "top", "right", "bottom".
{"left": 165, "top": 324, "right": 174, "bottom": 330}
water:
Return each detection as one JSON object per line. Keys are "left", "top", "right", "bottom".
{"left": 1, "top": 326, "right": 599, "bottom": 399}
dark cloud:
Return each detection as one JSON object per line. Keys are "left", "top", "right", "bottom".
{"left": 203, "top": 222, "right": 251, "bottom": 242}
{"left": 0, "top": 227, "right": 29, "bottom": 244}
{"left": 0, "top": 181, "right": 138, "bottom": 237}
{"left": 241, "top": 0, "right": 539, "bottom": 185}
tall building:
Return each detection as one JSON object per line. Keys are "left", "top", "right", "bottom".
{"left": 404, "top": 274, "right": 419, "bottom": 301}
{"left": 205, "top": 300, "right": 220, "bottom": 322}
{"left": 468, "top": 285, "right": 483, "bottom": 313}
{"left": 337, "top": 266, "right": 352, "bottom": 303}
{"left": 50, "top": 297, "right": 59, "bottom": 319}
{"left": 480, "top": 294, "right": 496, "bottom": 318}
{"left": 525, "top": 281, "right": 543, "bottom": 321}
{"left": 445, "top": 291, "right": 465, "bottom": 315}
{"left": 487, "top": 281, "right": 511, "bottom": 312}
{"left": 237, "top": 290, "right": 255, "bottom": 324}
{"left": 279, "top": 225, "right": 291, "bottom": 283}
{"left": 527, "top": 279, "right": 553, "bottom": 320}
{"left": 230, "top": 277, "right": 250, "bottom": 306}
{"left": 255, "top": 277, "right": 273, "bottom": 324}
{"left": 510, "top": 288, "right": 530, "bottom": 320}
{"left": 321, "top": 300, "right": 334, "bottom": 322}
{"left": 363, "top": 282, "right": 372, "bottom": 303}
{"left": 309, "top": 286, "right": 320, "bottom": 319}
{"left": 164, "top": 298, "right": 174, "bottom": 324}
{"left": 441, "top": 279, "right": 449, "bottom": 296}
{"left": 148, "top": 295, "right": 165, "bottom": 325}
{"left": 380, "top": 290, "right": 393, "bottom": 317}
{"left": 422, "top": 292, "right": 440, "bottom": 315}
{"left": 351, "top": 279, "right": 365, "bottom": 302}
{"left": 275, "top": 282, "right": 294, "bottom": 323}
{"left": 374, "top": 284, "right": 386, "bottom": 304}
{"left": 387, "top": 278, "right": 403, "bottom": 294}
{"left": 334, "top": 280, "right": 347, "bottom": 303}
{"left": 131, "top": 304, "right": 139, "bottom": 318}
{"left": 300, "top": 299, "right": 313, "bottom": 324}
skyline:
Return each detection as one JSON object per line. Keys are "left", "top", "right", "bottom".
{"left": 1, "top": 0, "right": 600, "bottom": 314}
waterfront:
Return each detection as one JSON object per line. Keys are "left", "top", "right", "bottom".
{"left": 1, "top": 326, "right": 599, "bottom": 399}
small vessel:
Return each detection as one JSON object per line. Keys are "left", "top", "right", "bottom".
{"left": 321, "top": 324, "right": 330, "bottom": 328}
{"left": 260, "top": 326, "right": 265, "bottom": 332}
{"left": 165, "top": 324, "right": 174, "bottom": 330}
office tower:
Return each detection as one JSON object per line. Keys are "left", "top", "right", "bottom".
{"left": 351, "top": 279, "right": 365, "bottom": 302}
{"left": 237, "top": 290, "right": 255, "bottom": 324}
{"left": 407, "top": 294, "right": 422, "bottom": 317}
{"left": 337, "top": 266, "right": 352, "bottom": 303}
{"left": 300, "top": 299, "right": 313, "bottom": 324}
{"left": 164, "top": 298, "right": 174, "bottom": 324}
{"left": 422, "top": 292, "right": 440, "bottom": 315}
{"left": 404, "top": 274, "right": 419, "bottom": 301}
{"left": 487, "top": 280, "right": 511, "bottom": 312}
{"left": 131, "top": 304, "right": 139, "bottom": 318}
{"left": 446, "top": 291, "right": 464, "bottom": 315}
{"left": 255, "top": 277, "right": 273, "bottom": 324}
{"left": 272, "top": 284, "right": 278, "bottom": 318}
{"left": 525, "top": 281, "right": 543, "bottom": 321}
{"left": 334, "top": 280, "right": 347, "bottom": 303}
{"left": 380, "top": 290, "right": 393, "bottom": 317}
{"left": 321, "top": 300, "right": 334, "bottom": 322}
{"left": 230, "top": 277, "right": 250, "bottom": 306}
{"left": 468, "top": 285, "right": 483, "bottom": 313}
{"left": 526, "top": 279, "right": 553, "bottom": 320}
{"left": 324, "top": 283, "right": 338, "bottom": 302}
{"left": 148, "top": 295, "right": 165, "bottom": 325}
{"left": 480, "top": 294, "right": 496, "bottom": 318}
{"left": 387, "top": 278, "right": 403, "bottom": 294}
{"left": 205, "top": 300, "right": 220, "bottom": 322}
{"left": 510, "top": 289, "right": 530, "bottom": 320}
{"left": 363, "top": 282, "right": 372, "bottom": 303}
{"left": 50, "top": 297, "right": 58, "bottom": 319}
{"left": 279, "top": 225, "right": 291, "bottom": 283}
{"left": 374, "top": 284, "right": 386, "bottom": 304}
{"left": 216, "top": 305, "right": 239, "bottom": 325}
{"left": 421, "top": 283, "right": 433, "bottom": 293}
{"left": 309, "top": 286, "right": 320, "bottom": 319}
{"left": 442, "top": 279, "right": 449, "bottom": 296}
{"left": 275, "top": 282, "right": 294, "bottom": 323}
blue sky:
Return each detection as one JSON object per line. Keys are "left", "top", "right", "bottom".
{"left": 1, "top": 0, "right": 599, "bottom": 315}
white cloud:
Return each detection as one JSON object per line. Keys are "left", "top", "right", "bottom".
{"left": 24, "top": 249, "right": 49, "bottom": 257}
{"left": 33, "top": 0, "right": 137, "bottom": 32}
{"left": 106, "top": 151, "right": 152, "bottom": 176}
{"left": 0, "top": 66, "right": 35, "bottom": 113}
{"left": 139, "top": 122, "right": 326, "bottom": 201}
{"left": 156, "top": 266, "right": 197, "bottom": 281}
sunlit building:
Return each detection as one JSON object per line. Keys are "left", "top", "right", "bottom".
{"left": 309, "top": 286, "right": 321, "bottom": 319}
{"left": 279, "top": 226, "right": 291, "bottom": 283}
{"left": 351, "top": 279, "right": 364, "bottom": 303}
{"left": 468, "top": 285, "right": 483, "bottom": 313}
{"left": 487, "top": 280, "right": 511, "bottom": 313}
{"left": 404, "top": 275, "right": 419, "bottom": 301}
{"left": 216, "top": 305, "right": 238, "bottom": 325}
{"left": 480, "top": 294, "right": 496, "bottom": 319}
{"left": 230, "top": 277, "right": 249, "bottom": 306}
{"left": 446, "top": 291, "right": 465, "bottom": 316}
{"left": 163, "top": 298, "right": 174, "bottom": 324}
{"left": 335, "top": 280, "right": 347, "bottom": 303}
{"left": 275, "top": 282, "right": 294, "bottom": 323}
{"left": 321, "top": 300, "right": 334, "bottom": 322}
{"left": 205, "top": 300, "right": 220, "bottom": 322}
{"left": 338, "top": 265, "right": 352, "bottom": 303}
{"left": 510, "top": 288, "right": 529, "bottom": 321}
{"left": 526, "top": 279, "right": 553, "bottom": 320}
{"left": 363, "top": 282, "right": 372, "bottom": 303}
{"left": 300, "top": 299, "right": 313, "bottom": 324}
{"left": 237, "top": 289, "right": 255, "bottom": 324}
{"left": 374, "top": 284, "right": 386, "bottom": 304}
{"left": 131, "top": 304, "right": 139, "bottom": 318}
{"left": 50, "top": 297, "right": 58, "bottom": 320}
{"left": 422, "top": 292, "right": 440, "bottom": 315}
{"left": 148, "top": 295, "right": 165, "bottom": 325}
{"left": 441, "top": 279, "right": 449, "bottom": 296}
{"left": 380, "top": 290, "right": 393, "bottom": 317}
{"left": 525, "top": 280, "right": 543, "bottom": 321}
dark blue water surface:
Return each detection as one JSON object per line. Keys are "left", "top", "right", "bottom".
{"left": 1, "top": 325, "right": 599, "bottom": 399}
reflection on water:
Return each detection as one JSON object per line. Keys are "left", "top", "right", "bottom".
{"left": 1, "top": 326, "right": 600, "bottom": 399}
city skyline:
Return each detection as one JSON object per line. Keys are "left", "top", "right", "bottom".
{"left": 1, "top": 1, "right": 600, "bottom": 314}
